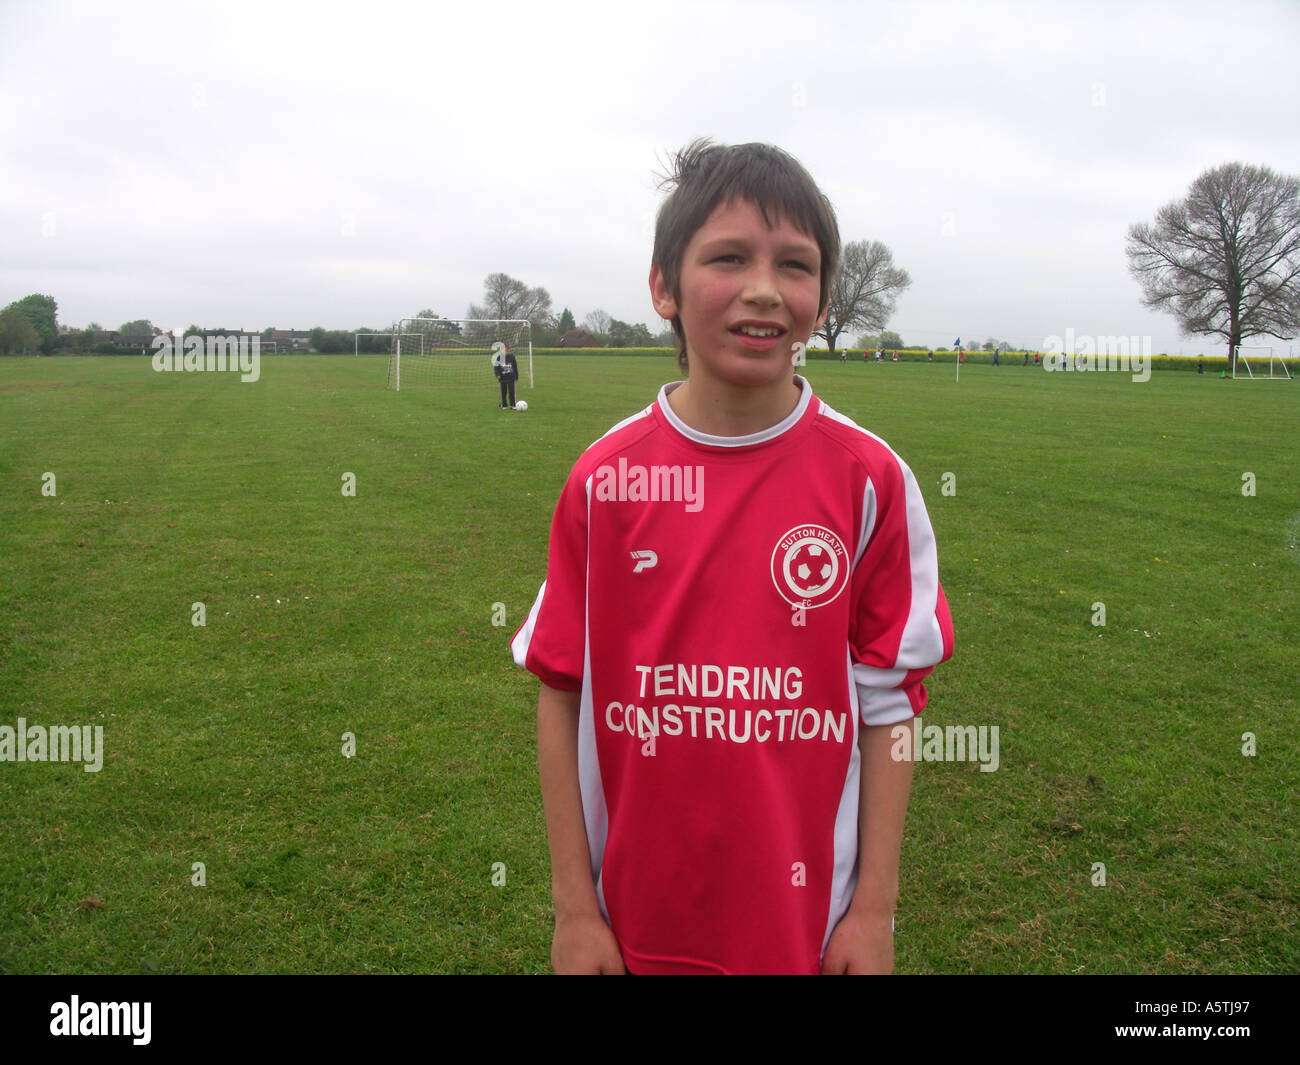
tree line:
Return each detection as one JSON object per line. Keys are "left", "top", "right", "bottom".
{"left": 5, "top": 160, "right": 1295, "bottom": 361}
{"left": 457, "top": 274, "right": 675, "bottom": 347}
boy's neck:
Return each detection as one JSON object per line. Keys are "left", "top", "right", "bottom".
{"left": 665, "top": 375, "right": 803, "bottom": 438}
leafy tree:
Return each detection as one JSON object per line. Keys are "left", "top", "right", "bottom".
{"left": 70, "top": 323, "right": 102, "bottom": 351}
{"left": 814, "top": 241, "right": 910, "bottom": 357}
{"left": 0, "top": 309, "right": 41, "bottom": 354}
{"left": 119, "top": 319, "right": 155, "bottom": 337}
{"left": 556, "top": 307, "right": 576, "bottom": 334}
{"left": 5, "top": 294, "right": 58, "bottom": 354}
{"left": 855, "top": 330, "right": 905, "bottom": 351}
{"left": 410, "top": 311, "right": 460, "bottom": 335}
{"left": 531, "top": 312, "right": 560, "bottom": 347}
{"left": 1127, "top": 162, "right": 1300, "bottom": 372}
{"left": 608, "top": 319, "right": 654, "bottom": 347}
{"left": 352, "top": 329, "right": 391, "bottom": 354}
{"left": 309, "top": 327, "right": 351, "bottom": 354}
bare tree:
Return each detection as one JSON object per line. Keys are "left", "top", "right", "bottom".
{"left": 469, "top": 273, "right": 553, "bottom": 328}
{"left": 582, "top": 308, "right": 611, "bottom": 339}
{"left": 814, "top": 241, "right": 910, "bottom": 357}
{"left": 1127, "top": 163, "right": 1300, "bottom": 371}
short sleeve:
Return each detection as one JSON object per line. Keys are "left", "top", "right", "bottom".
{"left": 510, "top": 466, "right": 589, "bottom": 691}
{"left": 848, "top": 454, "right": 954, "bottom": 726}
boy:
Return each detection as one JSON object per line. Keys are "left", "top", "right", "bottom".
{"left": 512, "top": 140, "right": 953, "bottom": 974}
{"left": 493, "top": 340, "right": 519, "bottom": 409}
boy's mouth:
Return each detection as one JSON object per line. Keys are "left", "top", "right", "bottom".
{"left": 731, "top": 323, "right": 785, "bottom": 338}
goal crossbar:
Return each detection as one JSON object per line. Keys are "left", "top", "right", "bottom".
{"left": 388, "top": 318, "right": 533, "bottom": 392}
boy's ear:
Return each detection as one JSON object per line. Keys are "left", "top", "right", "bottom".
{"left": 649, "top": 263, "right": 678, "bottom": 320}
{"left": 813, "top": 300, "right": 828, "bottom": 334}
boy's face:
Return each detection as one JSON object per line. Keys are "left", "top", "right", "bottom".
{"left": 651, "top": 197, "right": 827, "bottom": 390}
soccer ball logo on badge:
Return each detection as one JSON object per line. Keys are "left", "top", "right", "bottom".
{"left": 770, "top": 524, "right": 850, "bottom": 609}
{"left": 515, "top": 400, "right": 528, "bottom": 412}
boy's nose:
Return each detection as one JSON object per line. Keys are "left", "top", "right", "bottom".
{"left": 742, "top": 263, "right": 782, "bottom": 307}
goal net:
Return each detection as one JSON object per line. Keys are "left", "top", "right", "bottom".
{"left": 356, "top": 332, "right": 422, "bottom": 357}
{"left": 1233, "top": 345, "right": 1294, "bottom": 380}
{"left": 386, "top": 318, "right": 533, "bottom": 391}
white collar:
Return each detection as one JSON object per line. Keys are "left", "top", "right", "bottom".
{"left": 656, "top": 375, "right": 813, "bottom": 448}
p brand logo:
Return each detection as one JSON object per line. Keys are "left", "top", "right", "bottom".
{"left": 630, "top": 550, "right": 658, "bottom": 574}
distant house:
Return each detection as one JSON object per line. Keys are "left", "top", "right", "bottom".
{"left": 115, "top": 333, "right": 156, "bottom": 351}
{"left": 557, "top": 329, "right": 602, "bottom": 348}
{"left": 270, "top": 328, "right": 312, "bottom": 350}
{"left": 161, "top": 329, "right": 260, "bottom": 353}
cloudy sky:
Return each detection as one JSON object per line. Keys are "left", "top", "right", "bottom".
{"left": 2, "top": 0, "right": 1297, "bottom": 354}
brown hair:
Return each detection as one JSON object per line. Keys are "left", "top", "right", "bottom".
{"left": 652, "top": 138, "right": 841, "bottom": 371}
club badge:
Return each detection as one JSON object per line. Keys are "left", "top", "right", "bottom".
{"left": 770, "top": 524, "right": 850, "bottom": 609}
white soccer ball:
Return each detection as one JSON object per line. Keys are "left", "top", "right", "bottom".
{"left": 515, "top": 400, "right": 528, "bottom": 412}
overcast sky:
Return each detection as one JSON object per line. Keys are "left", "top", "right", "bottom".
{"left": 2, "top": 0, "right": 1298, "bottom": 355}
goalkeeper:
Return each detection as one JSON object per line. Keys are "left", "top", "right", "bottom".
{"left": 493, "top": 341, "right": 519, "bottom": 409}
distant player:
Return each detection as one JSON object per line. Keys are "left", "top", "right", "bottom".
{"left": 493, "top": 340, "right": 519, "bottom": 409}
{"left": 513, "top": 139, "right": 954, "bottom": 975}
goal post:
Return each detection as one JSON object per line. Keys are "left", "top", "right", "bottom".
{"left": 386, "top": 318, "right": 532, "bottom": 392}
{"left": 1233, "top": 345, "right": 1294, "bottom": 380}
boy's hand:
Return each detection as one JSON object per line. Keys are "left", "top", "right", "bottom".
{"left": 552, "top": 912, "right": 627, "bottom": 974}
{"left": 820, "top": 907, "right": 894, "bottom": 975}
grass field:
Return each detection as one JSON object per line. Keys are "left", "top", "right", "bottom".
{"left": 1, "top": 354, "right": 1296, "bottom": 974}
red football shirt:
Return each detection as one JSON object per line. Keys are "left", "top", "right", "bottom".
{"left": 513, "top": 376, "right": 954, "bottom": 973}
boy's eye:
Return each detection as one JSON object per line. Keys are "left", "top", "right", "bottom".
{"left": 710, "top": 254, "right": 814, "bottom": 271}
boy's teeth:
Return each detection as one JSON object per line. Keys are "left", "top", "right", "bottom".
{"left": 738, "top": 326, "right": 781, "bottom": 337}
